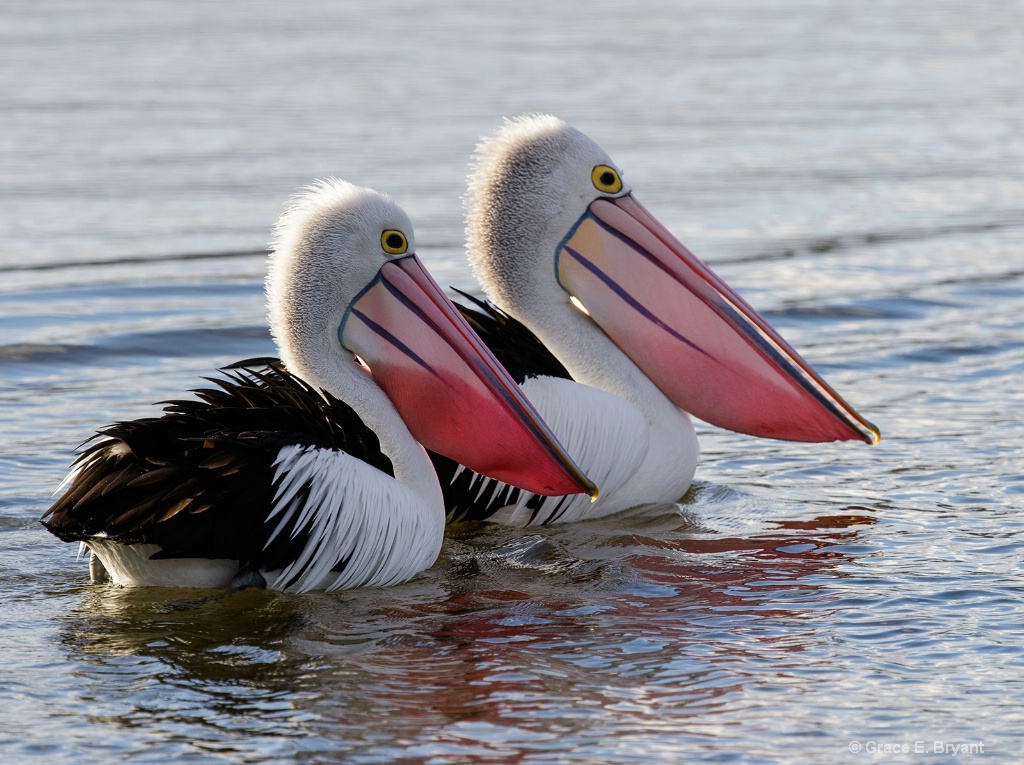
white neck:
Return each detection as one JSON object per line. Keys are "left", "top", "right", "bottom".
{"left": 285, "top": 346, "right": 444, "bottom": 511}
{"left": 520, "top": 295, "right": 700, "bottom": 506}
{"left": 516, "top": 296, "right": 679, "bottom": 426}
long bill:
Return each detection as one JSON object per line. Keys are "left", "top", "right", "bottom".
{"left": 555, "top": 195, "right": 880, "bottom": 444}
{"left": 339, "top": 254, "right": 598, "bottom": 497}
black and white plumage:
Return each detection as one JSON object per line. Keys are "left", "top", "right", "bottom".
{"left": 433, "top": 294, "right": 660, "bottom": 527}
{"left": 434, "top": 115, "right": 879, "bottom": 527}
{"left": 45, "top": 362, "right": 405, "bottom": 591}
{"left": 43, "top": 179, "right": 594, "bottom": 591}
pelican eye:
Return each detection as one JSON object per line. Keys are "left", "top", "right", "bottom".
{"left": 592, "top": 165, "right": 623, "bottom": 194}
{"left": 381, "top": 229, "right": 408, "bottom": 254}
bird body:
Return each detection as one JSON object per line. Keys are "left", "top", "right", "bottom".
{"left": 44, "top": 179, "right": 594, "bottom": 590}
{"left": 436, "top": 297, "right": 697, "bottom": 526}
{"left": 436, "top": 115, "right": 878, "bottom": 526}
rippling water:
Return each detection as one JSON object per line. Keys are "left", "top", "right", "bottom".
{"left": 3, "top": 2, "right": 1023, "bottom": 762}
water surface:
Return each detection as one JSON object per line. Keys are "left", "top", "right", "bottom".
{"left": 2, "top": 2, "right": 1023, "bottom": 762}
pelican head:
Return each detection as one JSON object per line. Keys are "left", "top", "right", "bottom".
{"left": 268, "top": 180, "right": 419, "bottom": 380}
{"left": 267, "top": 178, "right": 596, "bottom": 497}
{"left": 467, "top": 114, "right": 629, "bottom": 317}
{"left": 467, "top": 115, "right": 879, "bottom": 445}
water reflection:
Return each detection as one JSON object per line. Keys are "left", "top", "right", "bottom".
{"left": 56, "top": 586, "right": 321, "bottom": 758}
{"left": 298, "top": 504, "right": 875, "bottom": 757}
{"left": 53, "top": 502, "right": 876, "bottom": 759}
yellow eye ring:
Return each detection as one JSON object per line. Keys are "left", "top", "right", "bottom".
{"left": 381, "top": 229, "right": 408, "bottom": 255}
{"left": 591, "top": 165, "right": 623, "bottom": 194}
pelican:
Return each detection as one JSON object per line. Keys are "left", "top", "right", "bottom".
{"left": 435, "top": 114, "right": 879, "bottom": 526}
{"left": 42, "top": 179, "right": 595, "bottom": 591}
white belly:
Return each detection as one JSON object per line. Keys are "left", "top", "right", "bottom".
{"left": 86, "top": 540, "right": 240, "bottom": 589}
{"left": 489, "top": 375, "right": 699, "bottom": 526}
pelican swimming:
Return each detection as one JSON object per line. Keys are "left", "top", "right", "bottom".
{"left": 42, "top": 179, "right": 595, "bottom": 591}
{"left": 434, "top": 114, "right": 879, "bottom": 526}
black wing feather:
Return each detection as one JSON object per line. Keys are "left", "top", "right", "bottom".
{"left": 432, "top": 292, "right": 570, "bottom": 524}
{"left": 42, "top": 361, "right": 393, "bottom": 570}
{"left": 450, "top": 290, "right": 570, "bottom": 383}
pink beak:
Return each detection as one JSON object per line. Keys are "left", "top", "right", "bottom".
{"left": 556, "top": 195, "right": 880, "bottom": 444}
{"left": 340, "top": 255, "right": 599, "bottom": 497}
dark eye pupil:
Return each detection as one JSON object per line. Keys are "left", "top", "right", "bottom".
{"left": 600, "top": 171, "right": 615, "bottom": 187}
{"left": 386, "top": 233, "right": 404, "bottom": 249}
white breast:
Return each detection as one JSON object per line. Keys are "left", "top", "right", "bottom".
{"left": 487, "top": 375, "right": 694, "bottom": 526}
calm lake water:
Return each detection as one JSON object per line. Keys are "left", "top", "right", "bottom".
{"left": 3, "top": 2, "right": 1023, "bottom": 762}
